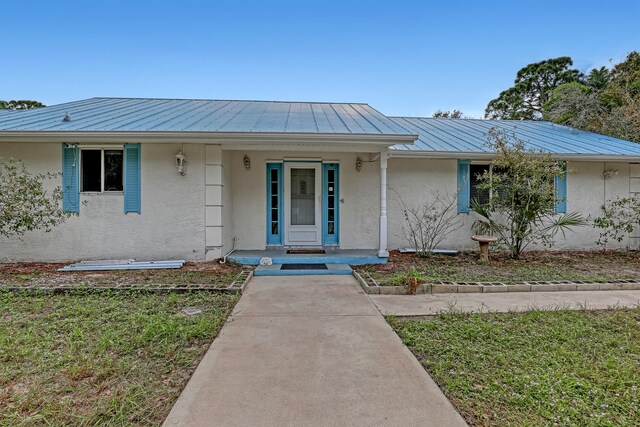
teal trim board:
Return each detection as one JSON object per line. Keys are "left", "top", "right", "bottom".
{"left": 266, "top": 163, "right": 283, "bottom": 245}
{"left": 322, "top": 163, "right": 339, "bottom": 245}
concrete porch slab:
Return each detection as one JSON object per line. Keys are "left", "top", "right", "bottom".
{"left": 253, "top": 263, "right": 352, "bottom": 276}
{"left": 228, "top": 249, "right": 386, "bottom": 265}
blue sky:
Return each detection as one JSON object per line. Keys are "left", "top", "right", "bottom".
{"left": 3, "top": 0, "right": 639, "bottom": 118}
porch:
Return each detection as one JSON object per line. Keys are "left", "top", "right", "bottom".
{"left": 212, "top": 149, "right": 393, "bottom": 261}
{"left": 227, "top": 249, "right": 386, "bottom": 266}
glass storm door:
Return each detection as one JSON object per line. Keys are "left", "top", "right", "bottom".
{"left": 284, "top": 163, "right": 322, "bottom": 245}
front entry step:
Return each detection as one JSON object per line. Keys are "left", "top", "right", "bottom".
{"left": 254, "top": 263, "right": 352, "bottom": 276}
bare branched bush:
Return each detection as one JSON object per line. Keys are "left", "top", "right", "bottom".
{"left": 394, "top": 190, "right": 463, "bottom": 257}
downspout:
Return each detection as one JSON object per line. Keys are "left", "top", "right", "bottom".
{"left": 220, "top": 237, "right": 237, "bottom": 264}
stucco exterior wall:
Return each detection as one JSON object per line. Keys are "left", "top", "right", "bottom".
{"left": 386, "top": 158, "right": 634, "bottom": 251}
{"left": 2, "top": 140, "right": 636, "bottom": 262}
{"left": 228, "top": 150, "right": 379, "bottom": 250}
{"left": 0, "top": 142, "right": 207, "bottom": 262}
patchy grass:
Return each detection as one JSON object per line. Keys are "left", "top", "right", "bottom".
{"left": 357, "top": 250, "right": 640, "bottom": 285}
{"left": 0, "top": 290, "right": 238, "bottom": 426}
{"left": 390, "top": 309, "right": 640, "bottom": 426}
{"left": 0, "top": 261, "right": 243, "bottom": 288}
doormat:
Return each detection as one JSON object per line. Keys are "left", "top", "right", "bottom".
{"left": 286, "top": 249, "right": 326, "bottom": 254}
{"left": 281, "top": 263, "right": 328, "bottom": 270}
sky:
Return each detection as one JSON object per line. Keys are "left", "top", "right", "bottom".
{"left": 3, "top": 0, "right": 639, "bottom": 118}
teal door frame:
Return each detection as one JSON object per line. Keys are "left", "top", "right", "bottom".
{"left": 266, "top": 161, "right": 340, "bottom": 246}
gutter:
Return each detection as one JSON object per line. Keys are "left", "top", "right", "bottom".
{"left": 389, "top": 150, "right": 640, "bottom": 163}
{"left": 0, "top": 130, "right": 418, "bottom": 146}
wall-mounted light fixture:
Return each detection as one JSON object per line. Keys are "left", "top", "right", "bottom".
{"left": 243, "top": 155, "right": 251, "bottom": 170}
{"left": 603, "top": 169, "right": 619, "bottom": 178}
{"left": 355, "top": 157, "right": 363, "bottom": 172}
{"left": 175, "top": 152, "right": 186, "bottom": 175}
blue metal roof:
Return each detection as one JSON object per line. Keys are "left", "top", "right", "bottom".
{"left": 0, "top": 97, "right": 411, "bottom": 135}
{"left": 2, "top": 97, "right": 639, "bottom": 157}
{"left": 389, "top": 117, "right": 640, "bottom": 156}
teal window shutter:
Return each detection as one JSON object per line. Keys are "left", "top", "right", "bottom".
{"left": 62, "top": 144, "right": 80, "bottom": 213}
{"left": 457, "top": 159, "right": 470, "bottom": 213}
{"left": 555, "top": 161, "right": 567, "bottom": 213}
{"left": 124, "top": 143, "right": 141, "bottom": 213}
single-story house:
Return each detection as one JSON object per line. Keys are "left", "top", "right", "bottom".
{"left": 2, "top": 97, "right": 640, "bottom": 263}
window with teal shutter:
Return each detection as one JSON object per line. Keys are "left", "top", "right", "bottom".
{"left": 123, "top": 143, "right": 141, "bottom": 213}
{"left": 457, "top": 159, "right": 470, "bottom": 213}
{"left": 555, "top": 161, "right": 567, "bottom": 213}
{"left": 62, "top": 144, "right": 80, "bottom": 213}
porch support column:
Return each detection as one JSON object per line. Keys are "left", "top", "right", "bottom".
{"left": 378, "top": 151, "right": 389, "bottom": 258}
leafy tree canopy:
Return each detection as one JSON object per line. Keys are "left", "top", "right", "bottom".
{"left": 432, "top": 109, "right": 464, "bottom": 118}
{"left": 485, "top": 57, "right": 583, "bottom": 120}
{"left": 544, "top": 51, "right": 640, "bottom": 142}
{"left": 0, "top": 157, "right": 70, "bottom": 238}
{"left": 0, "top": 100, "right": 45, "bottom": 110}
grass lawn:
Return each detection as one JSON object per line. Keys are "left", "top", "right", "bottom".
{"left": 358, "top": 250, "right": 640, "bottom": 285}
{"left": 0, "top": 261, "right": 243, "bottom": 288}
{"left": 0, "top": 290, "right": 238, "bottom": 426}
{"left": 390, "top": 309, "right": 640, "bottom": 426}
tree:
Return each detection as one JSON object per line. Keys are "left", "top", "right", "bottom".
{"left": 593, "top": 196, "right": 640, "bottom": 250}
{"left": 485, "top": 57, "right": 583, "bottom": 120}
{"left": 0, "top": 157, "right": 70, "bottom": 238}
{"left": 544, "top": 52, "right": 640, "bottom": 142}
{"left": 0, "top": 100, "right": 45, "bottom": 110}
{"left": 471, "top": 129, "right": 585, "bottom": 259}
{"left": 432, "top": 109, "right": 464, "bottom": 118}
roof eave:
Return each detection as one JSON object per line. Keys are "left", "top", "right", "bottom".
{"left": 390, "top": 150, "right": 640, "bottom": 162}
{"left": 0, "top": 130, "right": 418, "bottom": 146}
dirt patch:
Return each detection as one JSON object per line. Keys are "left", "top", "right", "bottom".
{"left": 356, "top": 250, "right": 640, "bottom": 284}
{"left": 0, "top": 260, "right": 243, "bottom": 287}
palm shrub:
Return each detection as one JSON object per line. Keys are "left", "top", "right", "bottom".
{"left": 471, "top": 129, "right": 586, "bottom": 259}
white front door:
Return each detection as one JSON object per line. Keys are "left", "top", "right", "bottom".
{"left": 284, "top": 162, "right": 322, "bottom": 245}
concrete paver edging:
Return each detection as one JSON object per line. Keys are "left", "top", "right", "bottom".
{"left": 353, "top": 270, "right": 640, "bottom": 295}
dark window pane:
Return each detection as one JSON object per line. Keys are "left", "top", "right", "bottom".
{"left": 328, "top": 197, "right": 334, "bottom": 209}
{"left": 271, "top": 169, "right": 278, "bottom": 181}
{"left": 271, "top": 195, "right": 278, "bottom": 209}
{"left": 271, "top": 208, "right": 278, "bottom": 221}
{"left": 470, "top": 164, "right": 490, "bottom": 205}
{"left": 328, "top": 185, "right": 334, "bottom": 196}
{"left": 328, "top": 170, "right": 334, "bottom": 181}
{"left": 272, "top": 222, "right": 278, "bottom": 234}
{"left": 81, "top": 150, "right": 101, "bottom": 192}
{"left": 328, "top": 209, "right": 334, "bottom": 222}
{"left": 271, "top": 182, "right": 278, "bottom": 195}
{"left": 104, "top": 150, "right": 123, "bottom": 191}
{"left": 328, "top": 222, "right": 334, "bottom": 235}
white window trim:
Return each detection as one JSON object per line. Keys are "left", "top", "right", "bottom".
{"left": 79, "top": 147, "right": 124, "bottom": 194}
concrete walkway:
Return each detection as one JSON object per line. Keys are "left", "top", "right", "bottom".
{"left": 372, "top": 290, "right": 640, "bottom": 316}
{"left": 164, "top": 275, "right": 467, "bottom": 427}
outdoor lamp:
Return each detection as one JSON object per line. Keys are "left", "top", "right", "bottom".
{"left": 243, "top": 155, "right": 251, "bottom": 170}
{"left": 175, "top": 152, "right": 186, "bottom": 175}
{"left": 356, "top": 157, "right": 363, "bottom": 172}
